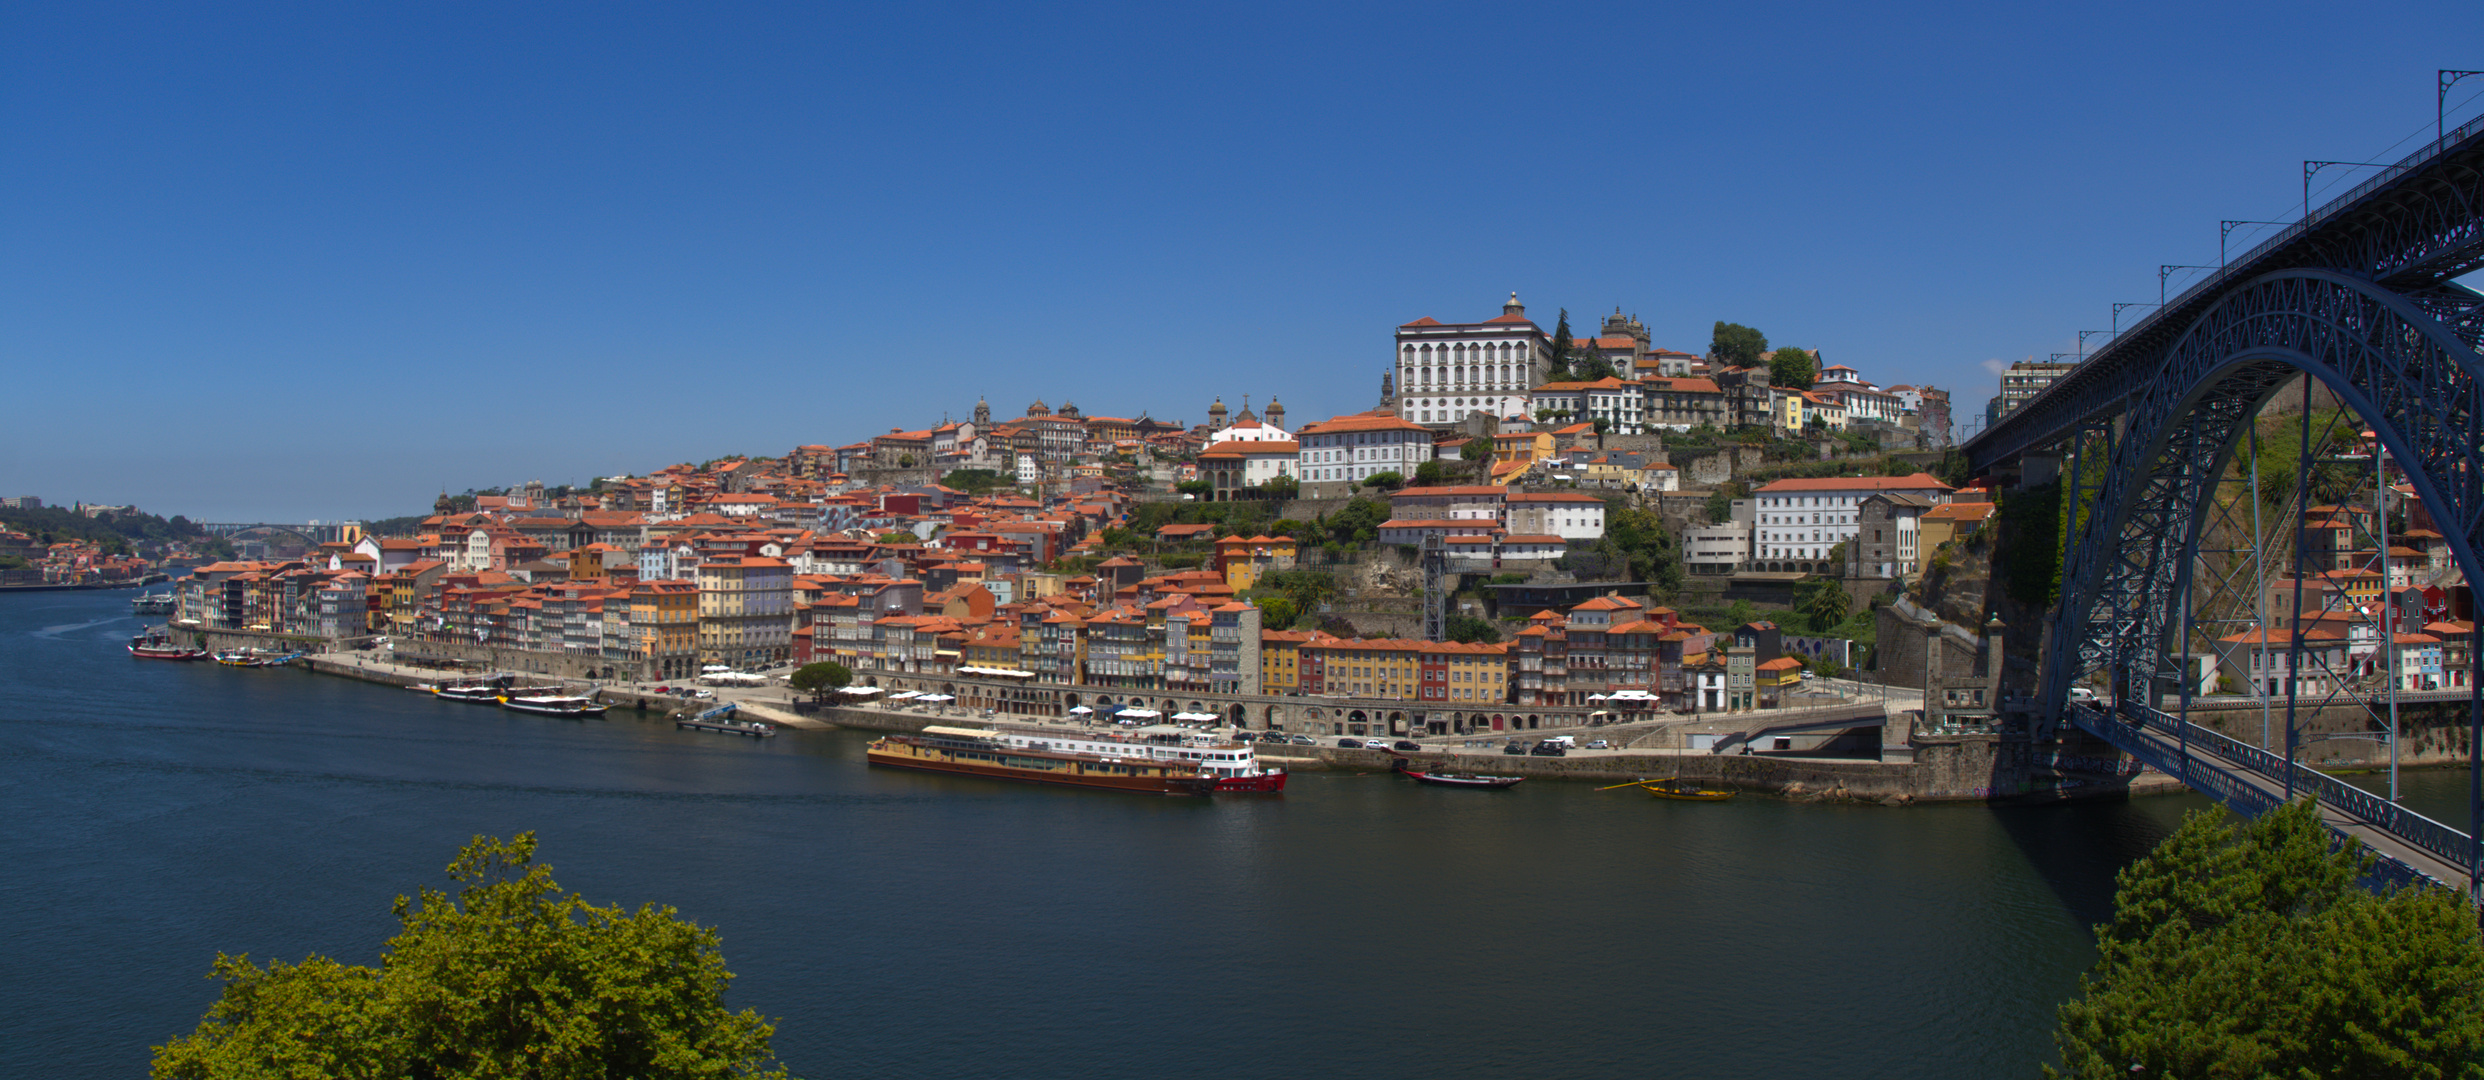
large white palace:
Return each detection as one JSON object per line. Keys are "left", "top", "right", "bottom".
{"left": 1391, "top": 294, "right": 1556, "bottom": 428}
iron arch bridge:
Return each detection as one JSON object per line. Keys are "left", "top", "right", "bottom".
{"left": 1964, "top": 114, "right": 2484, "bottom": 898}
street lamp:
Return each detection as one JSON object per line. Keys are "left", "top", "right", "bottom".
{"left": 2159, "top": 265, "right": 2215, "bottom": 304}
{"left": 2303, "top": 160, "right": 2395, "bottom": 224}
{"left": 2076, "top": 330, "right": 2112, "bottom": 358}
{"left": 2442, "top": 70, "right": 2482, "bottom": 145}
{"left": 2220, "top": 220, "right": 2293, "bottom": 278}
{"left": 2111, "top": 302, "right": 2158, "bottom": 334}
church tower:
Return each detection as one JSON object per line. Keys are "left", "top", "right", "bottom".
{"left": 1265, "top": 398, "right": 1285, "bottom": 431}
{"left": 1379, "top": 370, "right": 1396, "bottom": 410}
{"left": 1208, "top": 397, "right": 1229, "bottom": 429}
{"left": 973, "top": 396, "right": 991, "bottom": 426}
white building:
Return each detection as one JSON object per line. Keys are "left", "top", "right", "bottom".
{"left": 1751, "top": 473, "right": 1953, "bottom": 570}
{"left": 1683, "top": 521, "right": 1751, "bottom": 574}
{"left": 1504, "top": 492, "right": 1606, "bottom": 542}
{"left": 1528, "top": 377, "right": 1645, "bottom": 434}
{"left": 1393, "top": 294, "right": 1555, "bottom": 428}
{"left": 1297, "top": 411, "right": 1435, "bottom": 499}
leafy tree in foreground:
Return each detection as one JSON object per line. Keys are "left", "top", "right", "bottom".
{"left": 788, "top": 660, "right": 852, "bottom": 702}
{"left": 2047, "top": 800, "right": 2484, "bottom": 1079}
{"left": 153, "top": 833, "right": 790, "bottom": 1080}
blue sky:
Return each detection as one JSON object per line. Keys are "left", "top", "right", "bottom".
{"left": 5, "top": 1, "right": 2480, "bottom": 522}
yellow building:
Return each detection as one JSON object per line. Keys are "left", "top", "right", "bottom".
{"left": 1260, "top": 630, "right": 1309, "bottom": 692}
{"left": 1492, "top": 430, "right": 1554, "bottom": 467}
{"left": 633, "top": 579, "right": 700, "bottom": 679}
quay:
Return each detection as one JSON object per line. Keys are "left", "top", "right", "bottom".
{"left": 167, "top": 625, "right": 2196, "bottom": 804}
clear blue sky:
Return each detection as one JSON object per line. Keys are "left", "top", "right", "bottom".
{"left": 5, "top": 1, "right": 2479, "bottom": 522}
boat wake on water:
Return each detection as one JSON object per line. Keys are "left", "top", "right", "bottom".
{"left": 32, "top": 618, "right": 122, "bottom": 640}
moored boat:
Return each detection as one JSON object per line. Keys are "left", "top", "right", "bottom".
{"left": 866, "top": 724, "right": 1285, "bottom": 795}
{"left": 497, "top": 694, "right": 610, "bottom": 718}
{"left": 127, "top": 629, "right": 206, "bottom": 660}
{"left": 212, "top": 648, "right": 303, "bottom": 667}
{"left": 1639, "top": 778, "right": 1733, "bottom": 801}
{"left": 1395, "top": 761, "right": 1523, "bottom": 789}
{"left": 130, "top": 593, "right": 177, "bottom": 615}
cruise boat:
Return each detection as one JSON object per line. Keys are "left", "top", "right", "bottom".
{"left": 497, "top": 694, "right": 610, "bottom": 718}
{"left": 130, "top": 593, "right": 177, "bottom": 615}
{"left": 127, "top": 629, "right": 205, "bottom": 660}
{"left": 866, "top": 724, "right": 1287, "bottom": 795}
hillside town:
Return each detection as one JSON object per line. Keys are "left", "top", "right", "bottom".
{"left": 68, "top": 295, "right": 2469, "bottom": 734}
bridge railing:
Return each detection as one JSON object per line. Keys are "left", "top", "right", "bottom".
{"left": 2097, "top": 700, "right": 2477, "bottom": 878}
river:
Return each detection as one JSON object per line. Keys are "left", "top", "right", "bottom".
{"left": 2, "top": 587, "right": 2363, "bottom": 1079}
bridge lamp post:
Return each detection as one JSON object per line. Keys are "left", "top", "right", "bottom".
{"left": 2442, "top": 70, "right": 2482, "bottom": 146}
{"left": 2076, "top": 330, "right": 2112, "bottom": 359}
{"left": 2159, "top": 265, "right": 2215, "bottom": 305}
{"left": 2111, "top": 302, "right": 2158, "bottom": 334}
{"left": 2220, "top": 220, "right": 2293, "bottom": 277}
{"left": 2303, "top": 160, "right": 2395, "bottom": 224}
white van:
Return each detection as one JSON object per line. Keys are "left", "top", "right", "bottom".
{"left": 1541, "top": 735, "right": 1577, "bottom": 748}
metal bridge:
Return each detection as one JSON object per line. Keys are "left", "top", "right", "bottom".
{"left": 1963, "top": 109, "right": 2484, "bottom": 897}
{"left": 196, "top": 522, "right": 365, "bottom": 546}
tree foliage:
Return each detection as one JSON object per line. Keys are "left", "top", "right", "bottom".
{"left": 1413, "top": 461, "right": 1449, "bottom": 486}
{"left": 1769, "top": 346, "right": 1817, "bottom": 390}
{"left": 2048, "top": 801, "right": 2484, "bottom": 1079}
{"left": 1595, "top": 499, "right": 1683, "bottom": 595}
{"left": 1445, "top": 613, "right": 1501, "bottom": 644}
{"left": 941, "top": 468, "right": 1005, "bottom": 495}
{"left": 1546, "top": 308, "right": 1575, "bottom": 381}
{"left": 1710, "top": 321, "right": 1768, "bottom": 367}
{"left": 1360, "top": 471, "right": 1405, "bottom": 491}
{"left": 153, "top": 833, "right": 788, "bottom": 1080}
{"left": 1796, "top": 577, "right": 1851, "bottom": 632}
{"left": 788, "top": 661, "right": 852, "bottom": 700}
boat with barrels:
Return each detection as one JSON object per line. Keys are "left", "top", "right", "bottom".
{"left": 866, "top": 724, "right": 1286, "bottom": 795}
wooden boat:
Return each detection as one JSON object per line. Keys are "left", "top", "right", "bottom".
{"left": 1639, "top": 778, "right": 1734, "bottom": 801}
{"left": 1391, "top": 758, "right": 1521, "bottom": 788}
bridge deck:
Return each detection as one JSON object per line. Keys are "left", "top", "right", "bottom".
{"left": 2074, "top": 703, "right": 2475, "bottom": 896}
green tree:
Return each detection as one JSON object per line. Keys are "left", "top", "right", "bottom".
{"left": 1176, "top": 479, "right": 1213, "bottom": 498}
{"left": 1770, "top": 348, "right": 1816, "bottom": 389}
{"left": 1254, "top": 595, "right": 1299, "bottom": 630}
{"left": 876, "top": 531, "right": 917, "bottom": 545}
{"left": 1591, "top": 417, "right": 1612, "bottom": 437}
{"left": 1413, "top": 460, "right": 1449, "bottom": 486}
{"left": 1459, "top": 438, "right": 1493, "bottom": 481}
{"left": 2047, "top": 801, "right": 2484, "bottom": 1079}
{"left": 1261, "top": 474, "right": 1299, "bottom": 499}
{"left": 1597, "top": 501, "right": 1684, "bottom": 594}
{"left": 1360, "top": 471, "right": 1405, "bottom": 491}
{"left": 1445, "top": 613, "right": 1501, "bottom": 644}
{"left": 152, "top": 834, "right": 789, "bottom": 1080}
{"left": 1711, "top": 321, "right": 1768, "bottom": 367}
{"left": 942, "top": 468, "right": 1004, "bottom": 495}
{"left": 1797, "top": 577, "right": 1851, "bottom": 631}
{"left": 1569, "top": 352, "right": 1617, "bottom": 382}
{"left": 1546, "top": 308, "right": 1575, "bottom": 381}
{"left": 896, "top": 453, "right": 916, "bottom": 468}
{"left": 1322, "top": 497, "right": 1388, "bottom": 545}
{"left": 788, "top": 661, "right": 852, "bottom": 702}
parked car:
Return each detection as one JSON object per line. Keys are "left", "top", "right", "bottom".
{"left": 1338, "top": 738, "right": 1367, "bottom": 749}
{"left": 1528, "top": 742, "right": 1567, "bottom": 756}
{"left": 1583, "top": 739, "right": 1610, "bottom": 750}
{"left": 1392, "top": 740, "right": 1423, "bottom": 752}
{"left": 1289, "top": 734, "right": 1318, "bottom": 746}
{"left": 1503, "top": 741, "right": 1529, "bottom": 755}
{"left": 690, "top": 689, "right": 715, "bottom": 699}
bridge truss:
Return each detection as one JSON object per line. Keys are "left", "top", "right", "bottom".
{"left": 1967, "top": 115, "right": 2484, "bottom": 898}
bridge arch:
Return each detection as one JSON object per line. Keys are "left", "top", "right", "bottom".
{"left": 2047, "top": 268, "right": 2484, "bottom": 723}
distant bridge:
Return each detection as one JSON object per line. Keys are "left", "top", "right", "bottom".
{"left": 1963, "top": 110, "right": 2484, "bottom": 898}
{"left": 196, "top": 522, "right": 365, "bottom": 546}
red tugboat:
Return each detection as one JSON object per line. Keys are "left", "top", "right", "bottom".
{"left": 127, "top": 628, "right": 206, "bottom": 661}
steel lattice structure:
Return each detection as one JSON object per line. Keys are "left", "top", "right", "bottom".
{"left": 1957, "top": 113, "right": 2484, "bottom": 895}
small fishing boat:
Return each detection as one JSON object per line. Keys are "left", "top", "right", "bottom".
{"left": 497, "top": 694, "right": 609, "bottom": 718}
{"left": 1639, "top": 778, "right": 1733, "bottom": 801}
